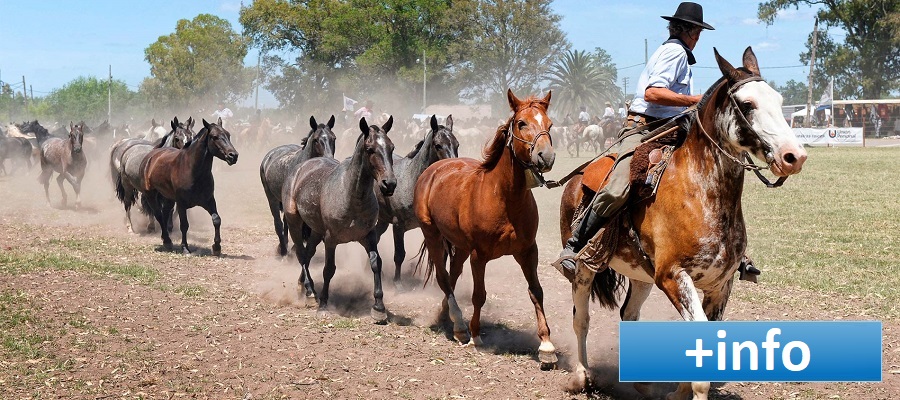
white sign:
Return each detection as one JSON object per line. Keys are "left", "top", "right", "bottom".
{"left": 792, "top": 127, "right": 863, "bottom": 145}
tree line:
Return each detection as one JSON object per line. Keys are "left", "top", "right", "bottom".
{"left": 2, "top": 0, "right": 896, "bottom": 128}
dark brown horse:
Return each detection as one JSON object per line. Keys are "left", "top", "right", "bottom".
{"left": 110, "top": 117, "right": 195, "bottom": 233}
{"left": 35, "top": 121, "right": 87, "bottom": 209}
{"left": 413, "top": 89, "right": 558, "bottom": 369}
{"left": 140, "top": 118, "right": 238, "bottom": 255}
{"left": 560, "top": 48, "right": 807, "bottom": 399}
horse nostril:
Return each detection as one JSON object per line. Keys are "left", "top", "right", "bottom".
{"left": 784, "top": 153, "right": 797, "bottom": 164}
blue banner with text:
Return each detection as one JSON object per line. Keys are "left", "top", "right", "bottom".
{"left": 619, "top": 321, "right": 881, "bottom": 382}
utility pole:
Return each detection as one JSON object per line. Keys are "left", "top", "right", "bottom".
{"left": 805, "top": 17, "right": 819, "bottom": 128}
{"left": 254, "top": 53, "right": 260, "bottom": 111}
{"left": 422, "top": 49, "right": 427, "bottom": 112}
{"left": 22, "top": 76, "right": 27, "bottom": 118}
{"left": 29, "top": 85, "right": 33, "bottom": 104}
{"left": 622, "top": 77, "right": 629, "bottom": 97}
{"left": 108, "top": 65, "right": 112, "bottom": 125}
{"left": 645, "top": 39, "right": 649, "bottom": 64}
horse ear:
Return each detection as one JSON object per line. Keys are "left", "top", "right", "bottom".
{"left": 446, "top": 114, "right": 453, "bottom": 131}
{"left": 216, "top": 117, "right": 223, "bottom": 126}
{"left": 187, "top": 117, "right": 194, "bottom": 129}
{"left": 172, "top": 116, "right": 180, "bottom": 130}
{"left": 507, "top": 88, "right": 521, "bottom": 111}
{"left": 203, "top": 119, "right": 211, "bottom": 130}
{"left": 152, "top": 118, "right": 158, "bottom": 127}
{"left": 742, "top": 46, "right": 760, "bottom": 75}
{"left": 542, "top": 90, "right": 552, "bottom": 106}
{"left": 714, "top": 47, "right": 743, "bottom": 84}
{"left": 359, "top": 117, "right": 369, "bottom": 136}
{"left": 327, "top": 115, "right": 335, "bottom": 129}
{"left": 69, "top": 121, "right": 74, "bottom": 131}
{"left": 430, "top": 115, "right": 438, "bottom": 132}
{"left": 309, "top": 115, "right": 317, "bottom": 131}
{"left": 382, "top": 115, "right": 393, "bottom": 133}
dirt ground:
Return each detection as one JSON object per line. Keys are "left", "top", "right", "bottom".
{"left": 0, "top": 133, "right": 897, "bottom": 399}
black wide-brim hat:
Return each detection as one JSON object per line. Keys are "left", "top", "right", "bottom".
{"left": 661, "top": 2, "right": 715, "bottom": 30}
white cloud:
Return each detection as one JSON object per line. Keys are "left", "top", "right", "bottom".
{"left": 220, "top": 1, "right": 242, "bottom": 13}
{"left": 754, "top": 41, "right": 780, "bottom": 51}
{"left": 742, "top": 18, "right": 761, "bottom": 25}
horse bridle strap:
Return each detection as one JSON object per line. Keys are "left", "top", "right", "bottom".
{"left": 506, "top": 120, "right": 551, "bottom": 185}
{"left": 695, "top": 75, "right": 790, "bottom": 188}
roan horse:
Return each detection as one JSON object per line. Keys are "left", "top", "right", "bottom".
{"left": 413, "top": 89, "right": 558, "bottom": 368}
{"left": 140, "top": 118, "right": 238, "bottom": 255}
{"left": 282, "top": 116, "right": 396, "bottom": 322}
{"left": 110, "top": 117, "right": 195, "bottom": 233}
{"left": 259, "top": 115, "right": 336, "bottom": 256}
{"left": 33, "top": 121, "right": 87, "bottom": 210}
{"left": 375, "top": 114, "right": 459, "bottom": 290}
{"left": 559, "top": 48, "right": 807, "bottom": 399}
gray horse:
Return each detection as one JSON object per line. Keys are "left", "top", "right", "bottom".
{"left": 110, "top": 117, "right": 195, "bottom": 233}
{"left": 282, "top": 116, "right": 397, "bottom": 322}
{"left": 32, "top": 121, "right": 87, "bottom": 209}
{"left": 375, "top": 114, "right": 459, "bottom": 289}
{"left": 259, "top": 115, "right": 336, "bottom": 256}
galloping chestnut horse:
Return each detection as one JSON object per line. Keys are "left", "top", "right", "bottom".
{"left": 561, "top": 48, "right": 807, "bottom": 399}
{"left": 140, "top": 118, "right": 238, "bottom": 255}
{"left": 259, "top": 115, "right": 336, "bottom": 256}
{"left": 36, "top": 121, "right": 87, "bottom": 210}
{"left": 375, "top": 114, "right": 459, "bottom": 290}
{"left": 282, "top": 116, "right": 396, "bottom": 322}
{"left": 413, "top": 89, "right": 558, "bottom": 368}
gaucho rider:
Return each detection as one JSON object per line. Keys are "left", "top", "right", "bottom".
{"left": 553, "top": 2, "right": 763, "bottom": 281}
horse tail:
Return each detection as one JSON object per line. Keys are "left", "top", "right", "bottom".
{"left": 114, "top": 173, "right": 137, "bottom": 209}
{"left": 138, "top": 192, "right": 154, "bottom": 217}
{"left": 590, "top": 267, "right": 625, "bottom": 310}
{"left": 412, "top": 239, "right": 455, "bottom": 287}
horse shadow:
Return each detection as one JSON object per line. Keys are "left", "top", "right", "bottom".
{"left": 578, "top": 369, "right": 743, "bottom": 400}
{"left": 152, "top": 244, "right": 254, "bottom": 260}
{"left": 50, "top": 203, "right": 100, "bottom": 214}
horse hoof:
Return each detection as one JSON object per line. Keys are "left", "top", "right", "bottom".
{"left": 316, "top": 309, "right": 331, "bottom": 319}
{"left": 565, "top": 372, "right": 590, "bottom": 394}
{"left": 538, "top": 350, "right": 558, "bottom": 370}
{"left": 182, "top": 247, "right": 192, "bottom": 255}
{"left": 212, "top": 244, "right": 222, "bottom": 256}
{"left": 634, "top": 382, "right": 668, "bottom": 398}
{"left": 453, "top": 331, "right": 471, "bottom": 345}
{"left": 370, "top": 308, "right": 388, "bottom": 324}
{"left": 163, "top": 242, "right": 173, "bottom": 251}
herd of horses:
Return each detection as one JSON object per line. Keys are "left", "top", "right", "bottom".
{"left": 0, "top": 48, "right": 809, "bottom": 400}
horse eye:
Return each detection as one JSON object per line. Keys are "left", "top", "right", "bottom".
{"left": 366, "top": 148, "right": 375, "bottom": 154}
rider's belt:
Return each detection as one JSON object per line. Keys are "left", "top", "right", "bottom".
{"left": 624, "top": 112, "right": 658, "bottom": 129}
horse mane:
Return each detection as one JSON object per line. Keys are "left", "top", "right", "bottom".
{"left": 479, "top": 96, "right": 550, "bottom": 171}
{"left": 183, "top": 126, "right": 208, "bottom": 149}
{"left": 153, "top": 128, "right": 175, "bottom": 148}
{"left": 300, "top": 125, "right": 318, "bottom": 149}
{"left": 405, "top": 139, "right": 425, "bottom": 158}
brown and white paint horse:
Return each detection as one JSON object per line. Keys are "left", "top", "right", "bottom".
{"left": 562, "top": 47, "right": 807, "bottom": 399}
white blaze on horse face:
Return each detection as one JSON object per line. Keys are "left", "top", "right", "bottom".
{"left": 732, "top": 81, "right": 807, "bottom": 176}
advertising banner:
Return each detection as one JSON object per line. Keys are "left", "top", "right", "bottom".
{"left": 792, "top": 127, "right": 863, "bottom": 145}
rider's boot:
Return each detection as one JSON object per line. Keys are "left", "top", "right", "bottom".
{"left": 738, "top": 255, "right": 761, "bottom": 283}
{"left": 553, "top": 207, "right": 607, "bottom": 283}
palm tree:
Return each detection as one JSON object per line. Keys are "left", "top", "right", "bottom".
{"left": 546, "top": 49, "right": 622, "bottom": 121}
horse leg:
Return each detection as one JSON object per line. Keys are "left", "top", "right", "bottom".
{"left": 55, "top": 174, "right": 68, "bottom": 208}
{"left": 177, "top": 204, "right": 191, "bottom": 255}
{"left": 297, "top": 228, "right": 321, "bottom": 304}
{"left": 466, "top": 251, "right": 487, "bottom": 347}
{"left": 157, "top": 199, "right": 174, "bottom": 250}
{"left": 317, "top": 242, "right": 338, "bottom": 316}
{"left": 267, "top": 197, "right": 287, "bottom": 257}
{"left": 513, "top": 244, "right": 556, "bottom": 369}
{"left": 425, "top": 229, "right": 468, "bottom": 343}
{"left": 65, "top": 172, "right": 82, "bottom": 210}
{"left": 38, "top": 166, "right": 52, "bottom": 206}
{"left": 665, "top": 278, "right": 734, "bottom": 400}
{"left": 656, "top": 269, "right": 710, "bottom": 400}
{"left": 201, "top": 198, "right": 222, "bottom": 256}
{"left": 391, "top": 224, "right": 407, "bottom": 291}
{"left": 620, "top": 280, "right": 653, "bottom": 321}
{"left": 566, "top": 263, "right": 598, "bottom": 394}
{"left": 363, "top": 231, "right": 388, "bottom": 324}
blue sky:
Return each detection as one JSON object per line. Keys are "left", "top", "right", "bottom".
{"left": 0, "top": 1, "right": 823, "bottom": 108}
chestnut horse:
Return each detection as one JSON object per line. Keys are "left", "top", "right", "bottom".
{"left": 36, "top": 121, "right": 87, "bottom": 210}
{"left": 413, "top": 89, "right": 558, "bottom": 368}
{"left": 140, "top": 118, "right": 238, "bottom": 255}
{"left": 560, "top": 48, "right": 807, "bottom": 399}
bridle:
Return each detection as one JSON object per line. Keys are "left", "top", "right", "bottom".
{"left": 506, "top": 114, "right": 552, "bottom": 185}
{"left": 693, "top": 75, "right": 788, "bottom": 188}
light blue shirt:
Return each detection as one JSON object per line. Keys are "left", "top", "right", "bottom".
{"left": 629, "top": 40, "right": 694, "bottom": 119}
